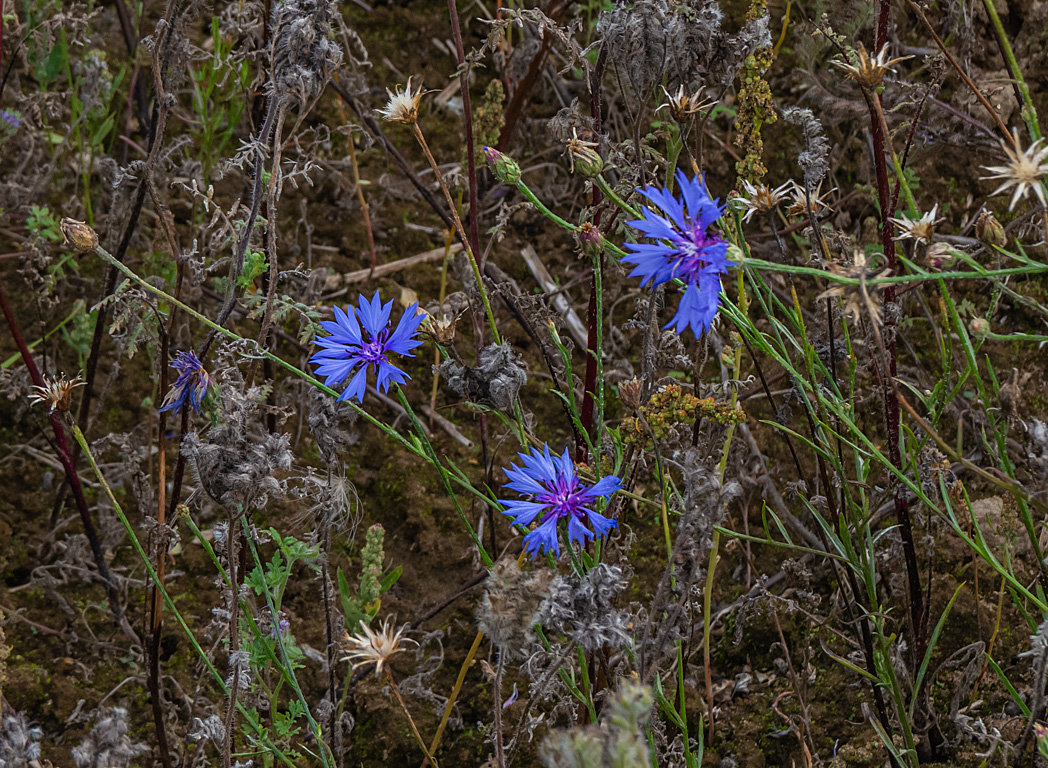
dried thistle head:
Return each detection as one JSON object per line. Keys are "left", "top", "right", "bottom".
{"left": 981, "top": 128, "right": 1048, "bottom": 211}
{"left": 656, "top": 84, "right": 715, "bottom": 122}
{"left": 732, "top": 179, "right": 793, "bottom": 222}
{"left": 890, "top": 204, "right": 940, "bottom": 246}
{"left": 28, "top": 373, "right": 84, "bottom": 414}
{"left": 60, "top": 218, "right": 99, "bottom": 252}
{"left": 833, "top": 42, "right": 911, "bottom": 90}
{"left": 342, "top": 617, "right": 416, "bottom": 676}
{"left": 378, "top": 77, "right": 424, "bottom": 124}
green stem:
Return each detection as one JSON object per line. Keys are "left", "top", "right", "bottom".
{"left": 592, "top": 175, "right": 643, "bottom": 219}
{"left": 980, "top": 0, "right": 1041, "bottom": 140}
{"left": 68, "top": 423, "right": 298, "bottom": 768}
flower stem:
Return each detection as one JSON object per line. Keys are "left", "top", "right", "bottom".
{"left": 411, "top": 122, "right": 501, "bottom": 345}
{"left": 386, "top": 667, "right": 440, "bottom": 768}
{"left": 593, "top": 174, "right": 642, "bottom": 219}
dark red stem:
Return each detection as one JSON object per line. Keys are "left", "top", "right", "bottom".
{"left": 0, "top": 278, "right": 136, "bottom": 643}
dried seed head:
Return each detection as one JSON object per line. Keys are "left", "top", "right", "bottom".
{"left": 890, "top": 204, "right": 940, "bottom": 246}
{"left": 981, "top": 128, "right": 1048, "bottom": 211}
{"left": 438, "top": 342, "right": 527, "bottom": 413}
{"left": 565, "top": 127, "right": 603, "bottom": 177}
{"left": 975, "top": 209, "right": 1007, "bottom": 248}
{"left": 618, "top": 378, "right": 643, "bottom": 411}
{"left": 421, "top": 292, "right": 468, "bottom": 345}
{"left": 378, "top": 77, "right": 424, "bottom": 124}
{"left": 60, "top": 218, "right": 99, "bottom": 252}
{"left": 785, "top": 181, "right": 833, "bottom": 219}
{"left": 833, "top": 42, "right": 911, "bottom": 90}
{"left": 733, "top": 179, "right": 793, "bottom": 222}
{"left": 341, "top": 617, "right": 416, "bottom": 676}
{"left": 817, "top": 250, "right": 889, "bottom": 325}
{"left": 28, "top": 373, "right": 84, "bottom": 414}
{"left": 656, "top": 84, "right": 715, "bottom": 122}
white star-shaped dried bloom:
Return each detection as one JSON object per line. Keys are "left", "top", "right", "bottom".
{"left": 832, "top": 42, "right": 911, "bottom": 90}
{"left": 27, "top": 373, "right": 84, "bottom": 414}
{"left": 732, "top": 179, "right": 794, "bottom": 222}
{"left": 377, "top": 77, "right": 424, "bottom": 124}
{"left": 342, "top": 618, "right": 416, "bottom": 676}
{"left": 656, "top": 84, "right": 716, "bottom": 122}
{"left": 890, "top": 204, "right": 941, "bottom": 245}
{"left": 981, "top": 129, "right": 1048, "bottom": 211}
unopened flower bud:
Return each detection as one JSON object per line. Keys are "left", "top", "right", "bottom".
{"left": 975, "top": 210, "right": 1007, "bottom": 249}
{"left": 576, "top": 222, "right": 604, "bottom": 258}
{"left": 968, "top": 317, "right": 990, "bottom": 338}
{"left": 483, "top": 146, "right": 521, "bottom": 185}
{"left": 60, "top": 218, "right": 99, "bottom": 252}
{"left": 923, "top": 242, "right": 957, "bottom": 270}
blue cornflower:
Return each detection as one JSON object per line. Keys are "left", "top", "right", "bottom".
{"left": 499, "top": 444, "right": 622, "bottom": 557}
{"left": 159, "top": 350, "right": 212, "bottom": 413}
{"left": 311, "top": 292, "right": 424, "bottom": 402}
{"left": 622, "top": 169, "right": 733, "bottom": 336}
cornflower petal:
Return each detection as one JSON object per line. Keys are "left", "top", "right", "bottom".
{"left": 523, "top": 516, "right": 561, "bottom": 557}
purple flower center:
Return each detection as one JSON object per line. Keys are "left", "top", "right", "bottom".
{"left": 355, "top": 330, "right": 390, "bottom": 366}
{"left": 540, "top": 476, "right": 585, "bottom": 518}
{"left": 670, "top": 222, "right": 721, "bottom": 282}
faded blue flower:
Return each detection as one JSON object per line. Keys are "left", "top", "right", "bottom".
{"left": 311, "top": 292, "right": 424, "bottom": 402}
{"left": 500, "top": 444, "right": 621, "bottom": 557}
{"left": 623, "top": 170, "right": 733, "bottom": 336}
{"left": 1, "top": 110, "right": 20, "bottom": 129}
{"left": 159, "top": 350, "right": 212, "bottom": 413}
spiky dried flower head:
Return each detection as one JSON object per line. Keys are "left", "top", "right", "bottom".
{"left": 981, "top": 128, "right": 1048, "bottom": 211}
{"left": 341, "top": 617, "right": 416, "bottom": 676}
{"left": 656, "top": 84, "right": 715, "bottom": 122}
{"left": 28, "top": 373, "right": 84, "bottom": 414}
{"left": 890, "top": 204, "right": 940, "bottom": 246}
{"left": 833, "top": 42, "right": 911, "bottom": 90}
{"left": 785, "top": 181, "right": 833, "bottom": 219}
{"left": 565, "top": 127, "right": 602, "bottom": 177}
{"left": 732, "top": 179, "right": 793, "bottom": 222}
{"left": 60, "top": 218, "right": 99, "bottom": 252}
{"left": 378, "top": 77, "right": 424, "bottom": 124}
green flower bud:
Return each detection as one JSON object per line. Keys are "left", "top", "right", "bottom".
{"left": 483, "top": 145, "right": 521, "bottom": 185}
